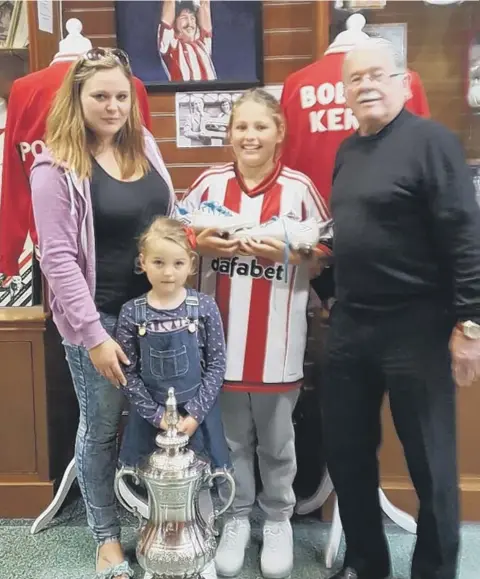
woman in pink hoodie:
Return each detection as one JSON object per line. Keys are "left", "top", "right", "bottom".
{"left": 30, "top": 48, "right": 176, "bottom": 579}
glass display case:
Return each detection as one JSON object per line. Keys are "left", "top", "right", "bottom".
{"left": 330, "top": 0, "right": 480, "bottom": 160}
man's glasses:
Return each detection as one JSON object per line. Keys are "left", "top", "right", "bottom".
{"left": 346, "top": 71, "right": 405, "bottom": 88}
{"left": 82, "top": 47, "right": 131, "bottom": 71}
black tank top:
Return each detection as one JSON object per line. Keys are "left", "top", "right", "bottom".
{"left": 91, "top": 158, "right": 171, "bottom": 315}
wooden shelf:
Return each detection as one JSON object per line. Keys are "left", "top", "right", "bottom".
{"left": 0, "top": 305, "right": 46, "bottom": 324}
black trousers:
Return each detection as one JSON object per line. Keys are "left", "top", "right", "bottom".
{"left": 323, "top": 300, "right": 459, "bottom": 579}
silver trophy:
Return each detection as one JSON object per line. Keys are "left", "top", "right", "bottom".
{"left": 115, "top": 388, "right": 235, "bottom": 579}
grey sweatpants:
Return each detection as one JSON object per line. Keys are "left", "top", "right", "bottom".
{"left": 218, "top": 390, "right": 300, "bottom": 522}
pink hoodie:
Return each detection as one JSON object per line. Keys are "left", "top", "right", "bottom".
{"left": 30, "top": 128, "right": 176, "bottom": 350}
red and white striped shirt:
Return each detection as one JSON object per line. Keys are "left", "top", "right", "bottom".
{"left": 181, "top": 162, "right": 330, "bottom": 393}
{"left": 158, "top": 22, "right": 216, "bottom": 82}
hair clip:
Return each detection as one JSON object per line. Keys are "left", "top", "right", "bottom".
{"left": 183, "top": 225, "right": 197, "bottom": 250}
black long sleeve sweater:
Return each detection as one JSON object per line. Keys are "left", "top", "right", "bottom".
{"left": 328, "top": 108, "right": 480, "bottom": 322}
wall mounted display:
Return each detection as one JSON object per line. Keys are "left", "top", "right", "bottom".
{"left": 115, "top": 0, "right": 263, "bottom": 92}
{"left": 364, "top": 22, "right": 408, "bottom": 68}
{"left": 0, "top": 0, "right": 26, "bottom": 48}
{"left": 0, "top": 0, "right": 14, "bottom": 47}
{"left": 175, "top": 85, "right": 283, "bottom": 148}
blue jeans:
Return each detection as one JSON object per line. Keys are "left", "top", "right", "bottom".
{"left": 64, "top": 312, "right": 124, "bottom": 545}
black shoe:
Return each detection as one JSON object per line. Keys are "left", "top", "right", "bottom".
{"left": 328, "top": 567, "right": 389, "bottom": 579}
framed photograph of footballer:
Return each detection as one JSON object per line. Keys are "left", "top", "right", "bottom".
{"left": 115, "top": 0, "right": 264, "bottom": 92}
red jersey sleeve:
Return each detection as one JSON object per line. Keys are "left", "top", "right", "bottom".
{"left": 0, "top": 82, "right": 32, "bottom": 276}
{"left": 133, "top": 77, "right": 152, "bottom": 131}
{"left": 406, "top": 70, "right": 430, "bottom": 119}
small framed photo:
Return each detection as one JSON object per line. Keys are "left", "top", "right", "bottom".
{"left": 0, "top": 1, "right": 15, "bottom": 48}
{"left": 176, "top": 90, "right": 241, "bottom": 148}
{"left": 115, "top": 0, "right": 264, "bottom": 92}
{"left": 364, "top": 23, "right": 408, "bottom": 68}
{"left": 175, "top": 85, "right": 283, "bottom": 149}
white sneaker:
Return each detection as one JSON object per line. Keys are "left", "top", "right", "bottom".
{"left": 260, "top": 520, "right": 294, "bottom": 579}
{"left": 191, "top": 201, "right": 257, "bottom": 235}
{"left": 214, "top": 516, "right": 251, "bottom": 577}
{"left": 201, "top": 560, "right": 218, "bottom": 579}
{"left": 233, "top": 217, "right": 324, "bottom": 251}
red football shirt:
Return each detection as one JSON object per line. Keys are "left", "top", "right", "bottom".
{"left": 0, "top": 60, "right": 152, "bottom": 276}
{"left": 281, "top": 52, "right": 430, "bottom": 203}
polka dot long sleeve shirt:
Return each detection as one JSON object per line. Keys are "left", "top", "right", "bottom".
{"left": 116, "top": 292, "right": 226, "bottom": 427}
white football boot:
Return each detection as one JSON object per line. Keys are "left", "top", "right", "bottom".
{"left": 233, "top": 216, "right": 322, "bottom": 251}
{"left": 190, "top": 201, "right": 257, "bottom": 235}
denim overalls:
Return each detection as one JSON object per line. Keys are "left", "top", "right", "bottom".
{"left": 119, "top": 289, "right": 231, "bottom": 472}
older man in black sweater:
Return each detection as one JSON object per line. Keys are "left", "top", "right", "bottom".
{"left": 321, "top": 38, "right": 480, "bottom": 579}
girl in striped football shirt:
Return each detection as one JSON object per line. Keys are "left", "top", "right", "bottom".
{"left": 181, "top": 88, "right": 332, "bottom": 579}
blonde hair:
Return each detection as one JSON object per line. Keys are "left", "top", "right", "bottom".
{"left": 45, "top": 49, "right": 148, "bottom": 181}
{"left": 139, "top": 217, "right": 195, "bottom": 258}
{"left": 228, "top": 88, "right": 285, "bottom": 134}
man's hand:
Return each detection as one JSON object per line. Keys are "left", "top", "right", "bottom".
{"left": 88, "top": 338, "right": 130, "bottom": 388}
{"left": 450, "top": 327, "right": 480, "bottom": 387}
{"left": 196, "top": 227, "right": 241, "bottom": 258}
{"left": 177, "top": 415, "right": 200, "bottom": 437}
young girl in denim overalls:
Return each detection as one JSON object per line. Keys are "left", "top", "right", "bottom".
{"left": 115, "top": 216, "right": 231, "bottom": 483}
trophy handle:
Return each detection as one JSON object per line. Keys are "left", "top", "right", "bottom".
{"left": 114, "top": 466, "right": 146, "bottom": 530}
{"left": 207, "top": 468, "right": 236, "bottom": 519}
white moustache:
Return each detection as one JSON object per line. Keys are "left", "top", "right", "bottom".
{"left": 357, "top": 92, "right": 382, "bottom": 103}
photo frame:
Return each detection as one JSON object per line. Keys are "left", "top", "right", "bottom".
{"left": 6, "top": 0, "right": 27, "bottom": 48}
{"left": 175, "top": 85, "right": 283, "bottom": 149}
{"left": 115, "top": 0, "right": 264, "bottom": 92}
{"left": 364, "top": 22, "right": 408, "bottom": 68}
{"left": 0, "top": 0, "right": 15, "bottom": 48}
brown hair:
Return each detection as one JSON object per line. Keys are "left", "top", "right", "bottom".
{"left": 227, "top": 88, "right": 285, "bottom": 134}
{"left": 139, "top": 217, "right": 196, "bottom": 259}
{"left": 45, "top": 49, "right": 148, "bottom": 181}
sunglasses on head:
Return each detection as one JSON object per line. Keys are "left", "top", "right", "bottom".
{"left": 82, "top": 47, "right": 131, "bottom": 70}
